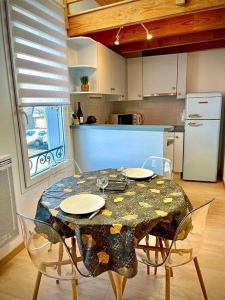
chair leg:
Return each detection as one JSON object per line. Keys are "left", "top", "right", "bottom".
{"left": 145, "top": 234, "right": 150, "bottom": 275}
{"left": 164, "top": 240, "right": 173, "bottom": 277}
{"left": 71, "top": 279, "right": 77, "bottom": 300}
{"left": 154, "top": 237, "right": 160, "bottom": 275}
{"left": 108, "top": 271, "right": 117, "bottom": 298}
{"left": 58, "top": 242, "right": 64, "bottom": 276}
{"left": 193, "top": 257, "right": 208, "bottom": 300}
{"left": 32, "top": 271, "right": 42, "bottom": 300}
{"left": 165, "top": 267, "right": 171, "bottom": 300}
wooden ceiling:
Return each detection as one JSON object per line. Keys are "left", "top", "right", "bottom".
{"left": 66, "top": 0, "right": 225, "bottom": 57}
{"left": 95, "top": 0, "right": 124, "bottom": 5}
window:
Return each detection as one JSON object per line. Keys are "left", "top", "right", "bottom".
{"left": 6, "top": 0, "right": 70, "bottom": 186}
{"left": 24, "top": 106, "right": 65, "bottom": 177}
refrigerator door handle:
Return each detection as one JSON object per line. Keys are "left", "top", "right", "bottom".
{"left": 188, "top": 122, "right": 203, "bottom": 127}
{"left": 188, "top": 114, "right": 202, "bottom": 118}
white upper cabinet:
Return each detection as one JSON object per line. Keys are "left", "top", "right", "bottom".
{"left": 143, "top": 54, "right": 178, "bottom": 96}
{"left": 97, "top": 43, "right": 111, "bottom": 94}
{"left": 100, "top": 47, "right": 126, "bottom": 96}
{"left": 127, "top": 57, "right": 143, "bottom": 101}
{"left": 67, "top": 37, "right": 126, "bottom": 96}
{"left": 177, "top": 53, "right": 187, "bottom": 99}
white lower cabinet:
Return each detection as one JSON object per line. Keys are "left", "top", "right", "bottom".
{"left": 173, "top": 132, "right": 184, "bottom": 173}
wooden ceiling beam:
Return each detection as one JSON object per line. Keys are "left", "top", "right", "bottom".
{"left": 110, "top": 28, "right": 225, "bottom": 55}
{"left": 86, "top": 8, "right": 225, "bottom": 46}
{"left": 68, "top": 0, "right": 225, "bottom": 36}
{"left": 140, "top": 39, "right": 225, "bottom": 57}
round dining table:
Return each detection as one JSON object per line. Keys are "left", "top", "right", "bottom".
{"left": 36, "top": 168, "right": 191, "bottom": 300}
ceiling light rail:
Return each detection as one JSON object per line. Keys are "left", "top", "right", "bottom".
{"left": 114, "top": 23, "right": 153, "bottom": 45}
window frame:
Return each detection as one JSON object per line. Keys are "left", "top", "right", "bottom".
{"left": 18, "top": 105, "right": 71, "bottom": 188}
{"left": 4, "top": 0, "right": 72, "bottom": 188}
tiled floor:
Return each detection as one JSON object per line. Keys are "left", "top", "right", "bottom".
{"left": 0, "top": 179, "right": 224, "bottom": 299}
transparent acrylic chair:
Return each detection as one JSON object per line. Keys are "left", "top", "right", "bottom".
{"left": 141, "top": 156, "right": 172, "bottom": 274}
{"left": 142, "top": 156, "right": 172, "bottom": 179}
{"left": 17, "top": 213, "right": 85, "bottom": 300}
{"left": 136, "top": 198, "right": 214, "bottom": 300}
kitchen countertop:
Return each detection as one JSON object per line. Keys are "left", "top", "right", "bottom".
{"left": 70, "top": 124, "right": 174, "bottom": 131}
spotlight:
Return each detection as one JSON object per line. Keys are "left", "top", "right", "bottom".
{"left": 141, "top": 23, "right": 153, "bottom": 40}
{"left": 114, "top": 27, "right": 123, "bottom": 46}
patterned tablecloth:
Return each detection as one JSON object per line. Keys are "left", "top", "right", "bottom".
{"left": 36, "top": 169, "right": 192, "bottom": 278}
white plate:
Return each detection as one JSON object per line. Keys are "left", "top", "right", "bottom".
{"left": 122, "top": 168, "right": 154, "bottom": 180}
{"left": 60, "top": 194, "right": 105, "bottom": 215}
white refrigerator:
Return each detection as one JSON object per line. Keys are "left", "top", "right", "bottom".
{"left": 183, "top": 92, "right": 222, "bottom": 182}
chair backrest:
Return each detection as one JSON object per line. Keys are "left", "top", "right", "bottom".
{"left": 142, "top": 156, "right": 172, "bottom": 179}
{"left": 139, "top": 198, "right": 214, "bottom": 268}
{"left": 17, "top": 213, "right": 76, "bottom": 280}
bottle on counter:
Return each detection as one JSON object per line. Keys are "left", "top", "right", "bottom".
{"left": 77, "top": 101, "right": 84, "bottom": 124}
{"left": 72, "top": 112, "right": 79, "bottom": 125}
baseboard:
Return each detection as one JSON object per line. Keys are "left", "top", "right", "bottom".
{"left": 0, "top": 242, "right": 24, "bottom": 268}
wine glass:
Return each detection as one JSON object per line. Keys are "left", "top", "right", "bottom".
{"left": 96, "top": 176, "right": 108, "bottom": 197}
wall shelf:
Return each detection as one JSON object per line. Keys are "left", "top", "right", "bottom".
{"left": 68, "top": 65, "right": 97, "bottom": 70}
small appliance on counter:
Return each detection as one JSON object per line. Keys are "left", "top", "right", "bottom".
{"left": 109, "top": 113, "right": 143, "bottom": 125}
{"left": 86, "top": 115, "right": 97, "bottom": 124}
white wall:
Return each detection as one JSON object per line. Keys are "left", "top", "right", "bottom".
{"left": 186, "top": 49, "right": 225, "bottom": 182}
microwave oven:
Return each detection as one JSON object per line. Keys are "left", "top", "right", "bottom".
{"left": 110, "top": 113, "right": 143, "bottom": 125}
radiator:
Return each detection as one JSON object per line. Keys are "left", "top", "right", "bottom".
{"left": 0, "top": 155, "right": 18, "bottom": 247}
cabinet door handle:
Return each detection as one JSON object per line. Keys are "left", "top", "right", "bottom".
{"left": 188, "top": 122, "right": 203, "bottom": 127}
{"left": 188, "top": 114, "right": 202, "bottom": 118}
{"left": 172, "top": 86, "right": 176, "bottom": 90}
{"left": 138, "top": 94, "right": 142, "bottom": 98}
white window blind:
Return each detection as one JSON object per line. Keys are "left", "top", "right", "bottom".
{"left": 7, "top": 0, "right": 70, "bottom": 106}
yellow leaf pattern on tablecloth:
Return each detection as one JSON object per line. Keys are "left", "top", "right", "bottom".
{"left": 74, "top": 174, "right": 81, "bottom": 178}
{"left": 81, "top": 234, "right": 96, "bottom": 248}
{"left": 68, "top": 223, "right": 76, "bottom": 230}
{"left": 64, "top": 188, "right": 73, "bottom": 193}
{"left": 97, "top": 251, "right": 109, "bottom": 264}
{"left": 77, "top": 180, "right": 86, "bottom": 184}
{"left": 163, "top": 197, "right": 173, "bottom": 203}
{"left": 124, "top": 191, "right": 136, "bottom": 196}
{"left": 109, "top": 174, "right": 117, "bottom": 178}
{"left": 156, "top": 180, "right": 165, "bottom": 185}
{"left": 139, "top": 202, "right": 152, "bottom": 208}
{"left": 155, "top": 210, "right": 168, "bottom": 217}
{"left": 137, "top": 183, "right": 147, "bottom": 188}
{"left": 101, "top": 209, "right": 112, "bottom": 216}
{"left": 110, "top": 224, "right": 122, "bottom": 234}
{"left": 122, "top": 214, "right": 138, "bottom": 220}
{"left": 86, "top": 176, "right": 97, "bottom": 180}
{"left": 100, "top": 170, "right": 108, "bottom": 174}
{"left": 49, "top": 209, "right": 58, "bottom": 217}
{"left": 170, "top": 192, "right": 182, "bottom": 196}
{"left": 150, "top": 189, "right": 160, "bottom": 194}
{"left": 114, "top": 197, "right": 124, "bottom": 203}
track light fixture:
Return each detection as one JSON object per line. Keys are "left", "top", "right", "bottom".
{"left": 114, "top": 26, "right": 123, "bottom": 45}
{"left": 141, "top": 23, "right": 153, "bottom": 40}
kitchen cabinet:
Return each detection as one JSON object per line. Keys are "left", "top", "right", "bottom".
{"left": 143, "top": 54, "right": 178, "bottom": 96}
{"left": 173, "top": 132, "right": 184, "bottom": 173}
{"left": 67, "top": 37, "right": 126, "bottom": 96}
{"left": 177, "top": 53, "right": 187, "bottom": 99}
{"left": 127, "top": 57, "right": 142, "bottom": 100}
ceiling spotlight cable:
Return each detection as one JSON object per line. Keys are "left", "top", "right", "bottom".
{"left": 141, "top": 23, "right": 153, "bottom": 40}
{"left": 114, "top": 26, "right": 124, "bottom": 45}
